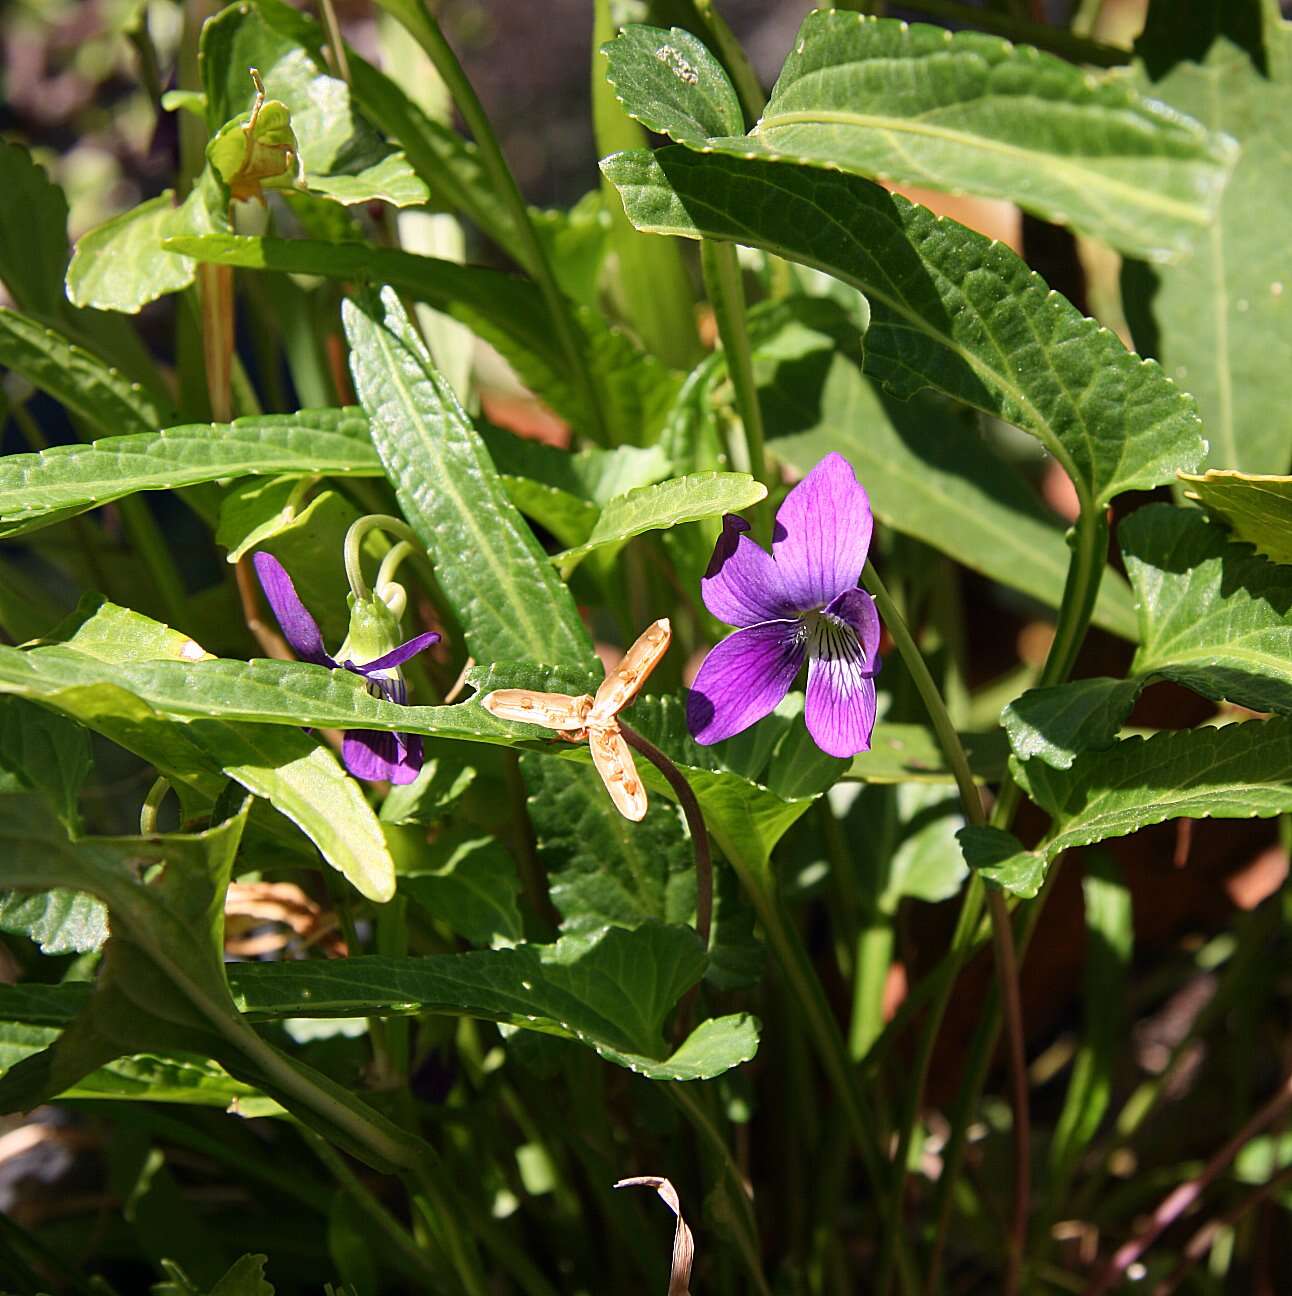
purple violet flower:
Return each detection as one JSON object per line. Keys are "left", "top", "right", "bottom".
{"left": 252, "top": 551, "right": 438, "bottom": 785}
{"left": 686, "top": 453, "right": 883, "bottom": 758}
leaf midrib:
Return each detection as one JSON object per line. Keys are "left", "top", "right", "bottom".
{"left": 754, "top": 108, "right": 1210, "bottom": 227}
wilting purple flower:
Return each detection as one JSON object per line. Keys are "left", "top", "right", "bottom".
{"left": 252, "top": 551, "right": 438, "bottom": 784}
{"left": 686, "top": 453, "right": 882, "bottom": 758}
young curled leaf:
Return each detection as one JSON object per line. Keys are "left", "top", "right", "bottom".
{"left": 208, "top": 70, "right": 305, "bottom": 202}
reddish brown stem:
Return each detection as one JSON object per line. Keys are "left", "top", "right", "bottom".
{"left": 619, "top": 722, "right": 712, "bottom": 948}
{"left": 1084, "top": 1064, "right": 1292, "bottom": 1295}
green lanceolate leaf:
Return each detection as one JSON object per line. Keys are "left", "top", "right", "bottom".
{"left": 553, "top": 471, "right": 766, "bottom": 574}
{"left": 0, "top": 140, "right": 75, "bottom": 318}
{"left": 228, "top": 923, "right": 758, "bottom": 1080}
{"left": 757, "top": 297, "right": 1138, "bottom": 639}
{"left": 166, "top": 232, "right": 677, "bottom": 448}
{"left": 1004, "top": 504, "right": 1292, "bottom": 766}
{"left": 606, "top": 15, "right": 1235, "bottom": 261}
{"left": 0, "top": 408, "right": 377, "bottom": 538}
{"left": 956, "top": 825, "right": 1046, "bottom": 898}
{"left": 1181, "top": 469, "right": 1292, "bottom": 563}
{"left": 0, "top": 697, "right": 92, "bottom": 826}
{"left": 343, "top": 287, "right": 596, "bottom": 671}
{"left": 0, "top": 600, "right": 396, "bottom": 903}
{"left": 1016, "top": 715, "right": 1292, "bottom": 861}
{"left": 200, "top": 0, "right": 426, "bottom": 208}
{"left": 601, "top": 147, "right": 1205, "bottom": 508}
{"left": 0, "top": 888, "right": 107, "bottom": 955}
{"left": 1127, "top": 1, "right": 1292, "bottom": 473}
{"left": 0, "top": 309, "right": 171, "bottom": 441}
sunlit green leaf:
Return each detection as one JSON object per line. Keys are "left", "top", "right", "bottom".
{"left": 1181, "top": 469, "right": 1292, "bottom": 564}
{"left": 601, "top": 146, "right": 1204, "bottom": 508}
{"left": 957, "top": 825, "right": 1046, "bottom": 898}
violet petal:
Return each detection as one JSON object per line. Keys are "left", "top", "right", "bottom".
{"left": 350, "top": 630, "right": 440, "bottom": 674}
{"left": 686, "top": 619, "right": 805, "bottom": 746}
{"left": 804, "top": 615, "right": 878, "bottom": 758}
{"left": 252, "top": 551, "right": 336, "bottom": 668}
{"left": 701, "top": 515, "right": 794, "bottom": 627}
{"left": 772, "top": 454, "right": 873, "bottom": 612}
{"left": 342, "top": 728, "right": 423, "bottom": 785}
{"left": 824, "top": 588, "right": 882, "bottom": 672}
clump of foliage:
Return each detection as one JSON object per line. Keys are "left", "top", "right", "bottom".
{"left": 0, "top": 1, "right": 1289, "bottom": 1293}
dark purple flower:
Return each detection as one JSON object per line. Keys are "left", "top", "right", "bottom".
{"left": 252, "top": 551, "right": 438, "bottom": 785}
{"left": 686, "top": 453, "right": 882, "bottom": 758}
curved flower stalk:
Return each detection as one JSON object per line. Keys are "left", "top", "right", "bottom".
{"left": 252, "top": 543, "right": 438, "bottom": 785}
{"left": 687, "top": 453, "right": 882, "bottom": 758}
{"left": 482, "top": 619, "right": 671, "bottom": 822}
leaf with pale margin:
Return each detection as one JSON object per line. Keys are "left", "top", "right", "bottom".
{"left": 1181, "top": 470, "right": 1292, "bottom": 564}
{"left": 553, "top": 472, "right": 766, "bottom": 573}
{"left": 956, "top": 825, "right": 1046, "bottom": 898}
{"left": 1004, "top": 504, "right": 1292, "bottom": 767}
{"left": 606, "top": 15, "right": 1235, "bottom": 261}
{"left": 228, "top": 923, "right": 758, "bottom": 1080}
{"left": 343, "top": 287, "right": 596, "bottom": 671}
{"left": 0, "top": 408, "right": 377, "bottom": 537}
{"left": 164, "top": 233, "right": 676, "bottom": 446}
{"left": 601, "top": 146, "right": 1204, "bottom": 507}
{"left": 1015, "top": 716, "right": 1292, "bottom": 862}
{"left": 1126, "top": 2, "right": 1292, "bottom": 473}
{"left": 758, "top": 296, "right": 1138, "bottom": 639}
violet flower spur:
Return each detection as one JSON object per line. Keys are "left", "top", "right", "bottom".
{"left": 252, "top": 550, "right": 439, "bottom": 785}
{"left": 686, "top": 453, "right": 883, "bottom": 759}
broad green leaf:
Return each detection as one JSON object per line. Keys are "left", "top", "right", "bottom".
{"left": 228, "top": 923, "right": 758, "bottom": 1080}
{"left": 553, "top": 471, "right": 766, "bottom": 574}
{"left": 0, "top": 139, "right": 73, "bottom": 317}
{"left": 0, "top": 888, "right": 107, "bottom": 955}
{"left": 1016, "top": 716, "right": 1292, "bottom": 862}
{"left": 1181, "top": 469, "right": 1292, "bottom": 564}
{"left": 165, "top": 232, "right": 677, "bottom": 445}
{"left": 878, "top": 784, "right": 967, "bottom": 908}
{"left": 607, "top": 15, "right": 1234, "bottom": 262}
{"left": 0, "top": 600, "right": 396, "bottom": 903}
{"left": 379, "top": 754, "right": 476, "bottom": 826}
{"left": 1004, "top": 504, "right": 1292, "bottom": 766}
{"left": 601, "top": 146, "right": 1205, "bottom": 507}
{"left": 399, "top": 831, "right": 523, "bottom": 947}
{"left": 524, "top": 755, "right": 696, "bottom": 934}
{"left": 758, "top": 297, "right": 1138, "bottom": 639}
{"left": 481, "top": 425, "right": 669, "bottom": 504}
{"left": 64, "top": 193, "right": 197, "bottom": 314}
{"left": 200, "top": 0, "right": 426, "bottom": 208}
{"left": 0, "top": 408, "right": 377, "bottom": 538}
{"left": 956, "top": 825, "right": 1046, "bottom": 898}
{"left": 342, "top": 287, "right": 596, "bottom": 670}
{"left": 1127, "top": 1, "right": 1292, "bottom": 473}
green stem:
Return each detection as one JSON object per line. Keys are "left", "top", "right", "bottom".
{"left": 375, "top": 0, "right": 610, "bottom": 445}
{"left": 701, "top": 240, "right": 770, "bottom": 536}
{"left": 669, "top": 1084, "right": 772, "bottom": 1296}
{"left": 747, "top": 876, "right": 919, "bottom": 1295}
{"left": 344, "top": 513, "right": 422, "bottom": 603}
{"left": 692, "top": 0, "right": 766, "bottom": 119}
{"left": 863, "top": 560, "right": 985, "bottom": 828}
{"left": 307, "top": 1131, "right": 447, "bottom": 1288}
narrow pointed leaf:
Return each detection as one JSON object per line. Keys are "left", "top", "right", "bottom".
{"left": 343, "top": 287, "right": 596, "bottom": 670}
